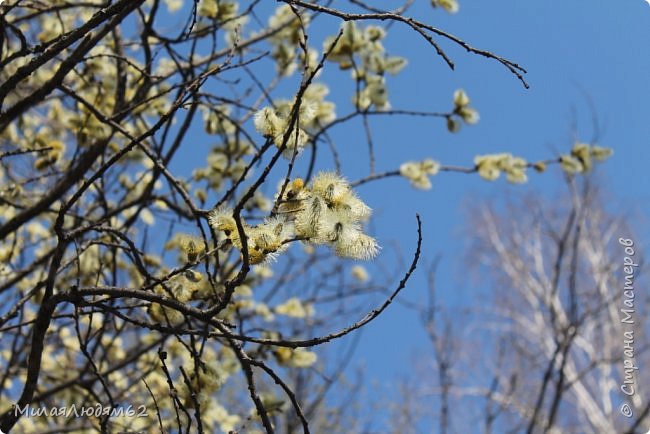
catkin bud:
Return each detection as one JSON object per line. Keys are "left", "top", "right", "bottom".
{"left": 533, "top": 162, "right": 546, "bottom": 173}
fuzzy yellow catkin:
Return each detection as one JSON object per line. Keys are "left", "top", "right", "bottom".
{"left": 187, "top": 241, "right": 198, "bottom": 262}
{"left": 184, "top": 270, "right": 203, "bottom": 283}
{"left": 453, "top": 88, "right": 470, "bottom": 107}
{"left": 571, "top": 143, "right": 592, "bottom": 172}
{"left": 560, "top": 155, "right": 583, "bottom": 174}
{"left": 351, "top": 265, "right": 370, "bottom": 282}
{"left": 433, "top": 0, "right": 459, "bottom": 14}
{"left": 253, "top": 107, "right": 282, "bottom": 137}
{"left": 290, "top": 178, "right": 304, "bottom": 193}
{"left": 533, "top": 162, "right": 547, "bottom": 173}
{"left": 34, "top": 156, "right": 54, "bottom": 170}
{"left": 447, "top": 117, "right": 461, "bottom": 133}
{"left": 195, "top": 189, "right": 207, "bottom": 203}
{"left": 452, "top": 88, "right": 479, "bottom": 125}
{"left": 475, "top": 157, "right": 500, "bottom": 181}
{"left": 591, "top": 145, "right": 613, "bottom": 161}
{"left": 275, "top": 178, "right": 307, "bottom": 216}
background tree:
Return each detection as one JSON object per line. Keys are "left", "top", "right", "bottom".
{"left": 393, "top": 176, "right": 649, "bottom": 433}
{"left": 0, "top": 1, "right": 614, "bottom": 433}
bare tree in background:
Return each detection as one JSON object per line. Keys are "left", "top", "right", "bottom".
{"left": 397, "top": 176, "right": 649, "bottom": 433}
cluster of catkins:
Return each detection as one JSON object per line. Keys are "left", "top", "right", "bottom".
{"left": 209, "top": 172, "right": 379, "bottom": 264}
{"left": 400, "top": 159, "right": 441, "bottom": 190}
{"left": 447, "top": 89, "right": 480, "bottom": 133}
{"left": 324, "top": 21, "right": 408, "bottom": 111}
{"left": 474, "top": 153, "right": 528, "bottom": 183}
{"left": 253, "top": 84, "right": 336, "bottom": 158}
{"left": 267, "top": 5, "right": 314, "bottom": 76}
{"left": 560, "top": 142, "right": 613, "bottom": 174}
